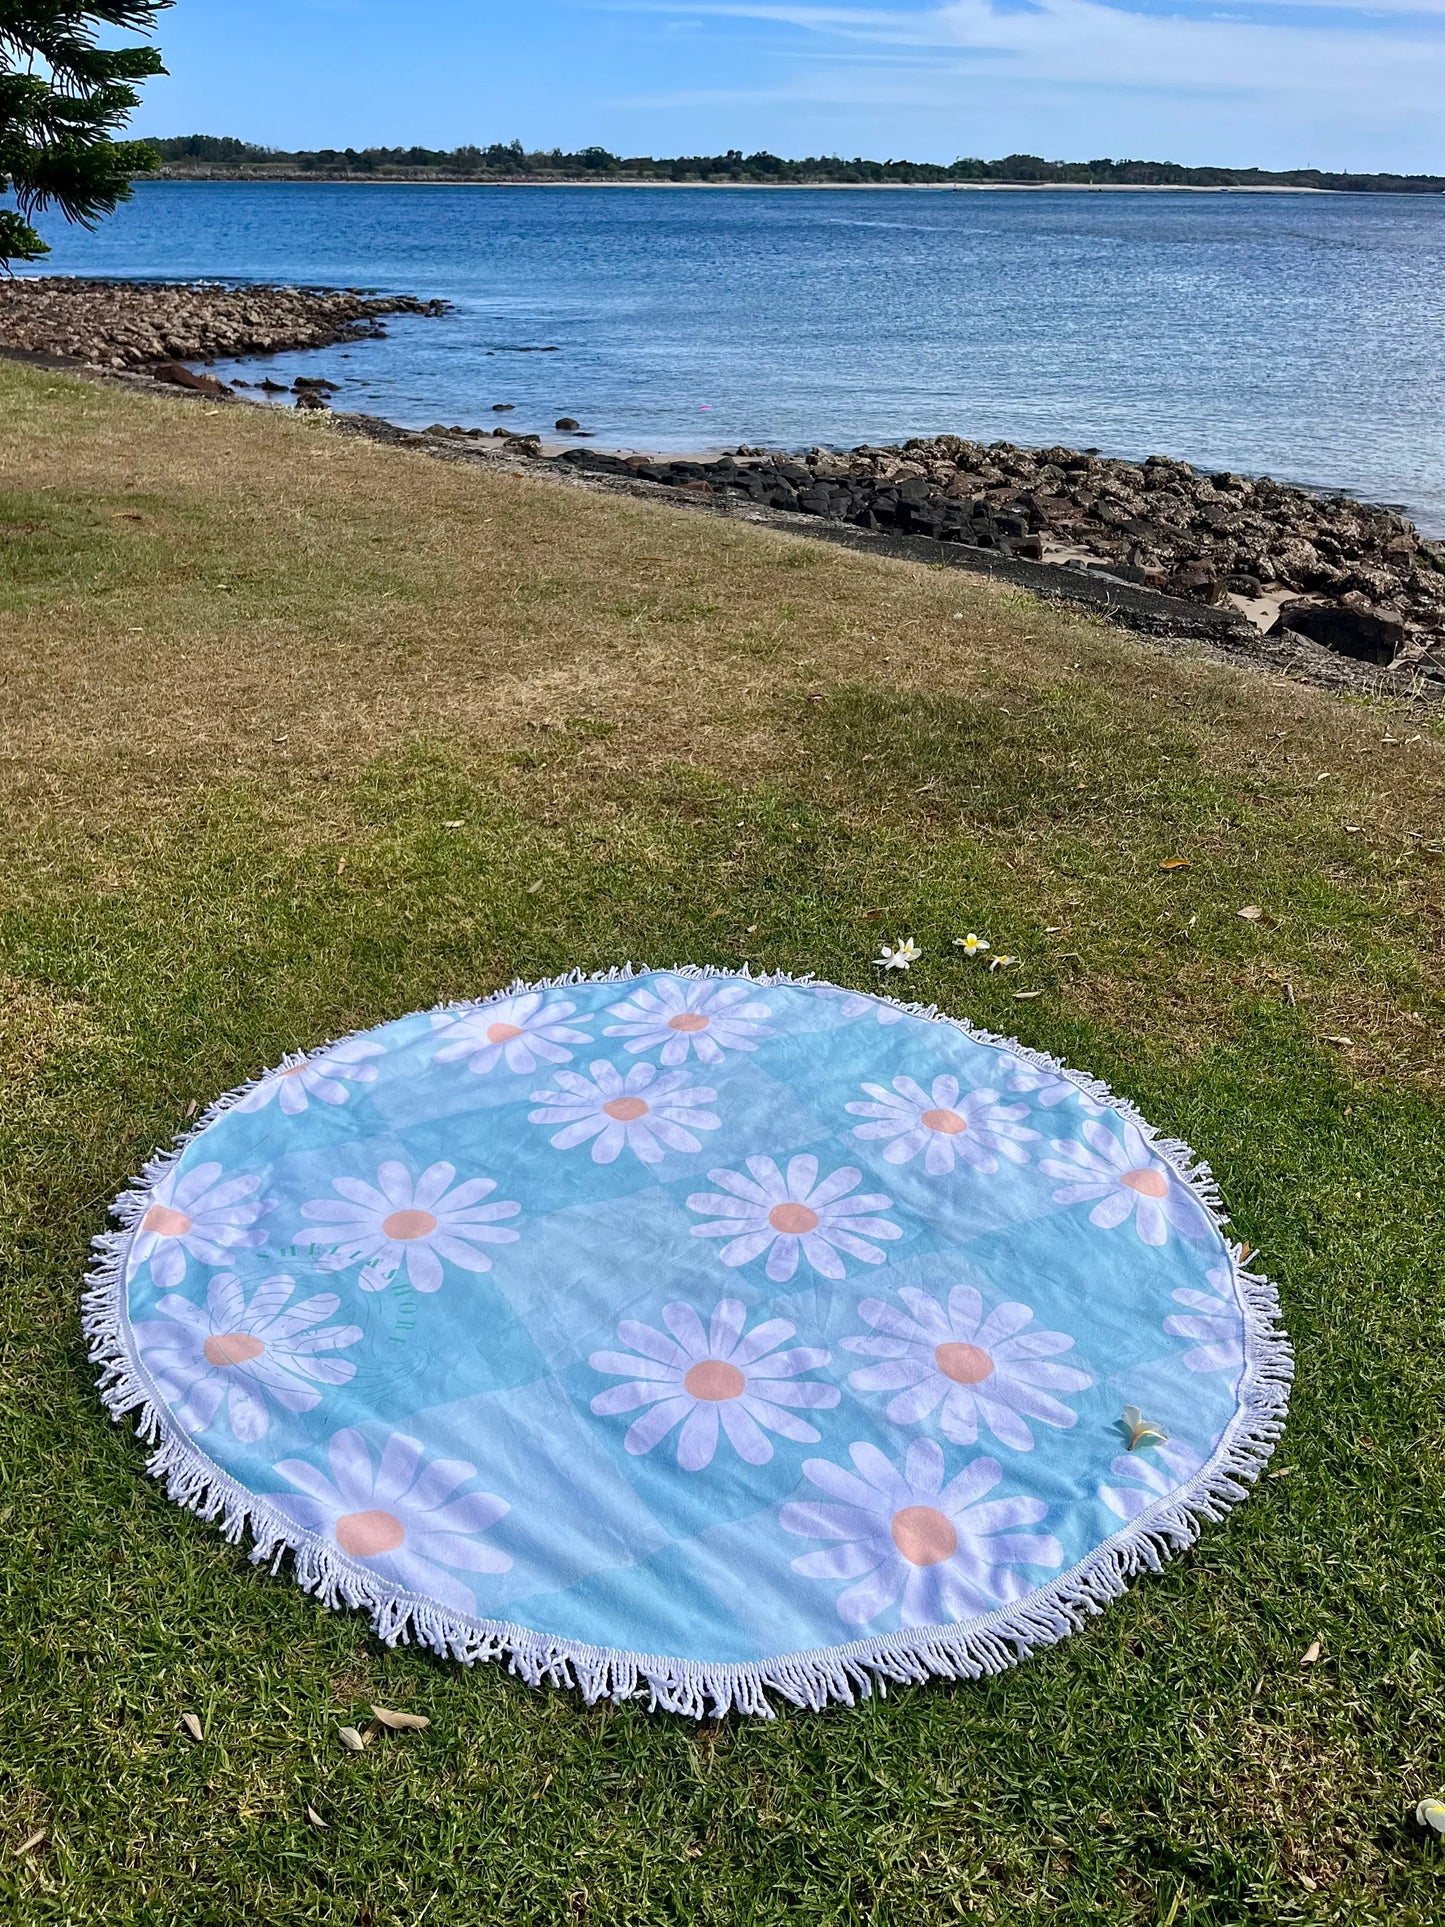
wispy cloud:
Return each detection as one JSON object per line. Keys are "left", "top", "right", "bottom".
{"left": 605, "top": 0, "right": 1445, "bottom": 132}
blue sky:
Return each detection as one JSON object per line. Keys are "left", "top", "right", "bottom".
{"left": 132, "top": 0, "right": 1445, "bottom": 172}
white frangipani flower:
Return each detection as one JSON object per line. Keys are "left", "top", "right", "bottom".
{"left": 603, "top": 977, "right": 773, "bottom": 1066}
{"left": 134, "top": 1272, "right": 362, "bottom": 1443}
{"left": 295, "top": 1159, "right": 521, "bottom": 1292}
{"left": 687, "top": 1154, "right": 901, "bottom": 1282}
{"left": 236, "top": 1038, "right": 385, "bottom": 1116}
{"left": 529, "top": 1059, "right": 719, "bottom": 1165}
{"left": 430, "top": 992, "right": 591, "bottom": 1077}
{"left": 846, "top": 1074, "right": 1039, "bottom": 1176}
{"left": 953, "top": 933, "right": 990, "bottom": 956}
{"left": 876, "top": 939, "right": 922, "bottom": 971}
{"left": 589, "top": 1298, "right": 839, "bottom": 1470}
{"left": 781, "top": 1438, "right": 1063, "bottom": 1627}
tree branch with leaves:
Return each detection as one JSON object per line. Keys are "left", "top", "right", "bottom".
{"left": 0, "top": 1, "right": 170, "bottom": 268}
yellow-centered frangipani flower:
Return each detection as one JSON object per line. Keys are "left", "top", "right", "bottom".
{"left": 875, "top": 939, "right": 922, "bottom": 971}
{"left": 953, "top": 933, "right": 990, "bottom": 957}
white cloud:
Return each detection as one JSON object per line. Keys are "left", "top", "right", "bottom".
{"left": 606, "top": 0, "right": 1445, "bottom": 161}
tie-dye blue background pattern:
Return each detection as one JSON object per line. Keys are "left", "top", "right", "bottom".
{"left": 101, "top": 971, "right": 1272, "bottom": 1694}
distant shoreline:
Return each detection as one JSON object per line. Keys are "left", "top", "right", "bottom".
{"left": 148, "top": 173, "right": 1342, "bottom": 194}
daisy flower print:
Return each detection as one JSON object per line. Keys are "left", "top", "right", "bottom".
{"left": 1163, "top": 1265, "right": 1245, "bottom": 1376}
{"left": 846, "top": 1075, "right": 1039, "bottom": 1176}
{"left": 236, "top": 1037, "right": 385, "bottom": 1116}
{"left": 843, "top": 1284, "right": 1091, "bottom": 1451}
{"left": 529, "top": 1059, "right": 719, "bottom": 1165}
{"left": 295, "top": 1159, "right": 521, "bottom": 1292}
{"left": 1003, "top": 1058, "right": 1093, "bottom": 1111}
{"left": 128, "top": 1161, "right": 272, "bottom": 1291}
{"left": 603, "top": 977, "right": 772, "bottom": 1067}
{"left": 134, "top": 1272, "right": 362, "bottom": 1444}
{"left": 1098, "top": 1439, "right": 1205, "bottom": 1522}
{"left": 589, "top": 1297, "right": 840, "bottom": 1470}
{"left": 267, "top": 1428, "right": 511, "bottom": 1615}
{"left": 811, "top": 985, "right": 905, "bottom": 1026}
{"left": 687, "top": 1154, "right": 902, "bottom": 1282}
{"left": 1038, "top": 1118, "right": 1207, "bottom": 1248}
{"left": 430, "top": 992, "right": 591, "bottom": 1077}
{"left": 782, "top": 1439, "right": 1063, "bottom": 1628}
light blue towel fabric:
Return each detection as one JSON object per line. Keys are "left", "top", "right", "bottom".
{"left": 91, "top": 970, "right": 1288, "bottom": 1714}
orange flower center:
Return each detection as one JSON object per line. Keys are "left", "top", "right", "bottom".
{"left": 667, "top": 1012, "right": 711, "bottom": 1033}
{"left": 486, "top": 1021, "right": 524, "bottom": 1043}
{"left": 684, "top": 1359, "right": 746, "bottom": 1401}
{"left": 768, "top": 1202, "right": 820, "bottom": 1235}
{"left": 935, "top": 1342, "right": 995, "bottom": 1385}
{"left": 142, "top": 1204, "right": 192, "bottom": 1238}
{"left": 920, "top": 1107, "right": 968, "bottom": 1135}
{"left": 890, "top": 1505, "right": 959, "bottom": 1567}
{"left": 382, "top": 1209, "right": 438, "bottom": 1241}
{"left": 334, "top": 1509, "right": 405, "bottom": 1557}
{"left": 1121, "top": 1167, "right": 1169, "bottom": 1198}
{"left": 602, "top": 1096, "right": 650, "bottom": 1121}
{"left": 203, "top": 1331, "right": 265, "bottom": 1368}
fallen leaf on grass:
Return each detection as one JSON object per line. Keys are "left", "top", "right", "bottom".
{"left": 305, "top": 1805, "right": 327, "bottom": 1829}
{"left": 1269, "top": 1465, "right": 1295, "bottom": 1480}
{"left": 683, "top": 1844, "right": 704, "bottom": 1859}
{"left": 14, "top": 1832, "right": 46, "bottom": 1857}
{"left": 1322, "top": 1035, "right": 1355, "bottom": 1047}
{"left": 1300, "top": 1640, "right": 1322, "bottom": 1667}
{"left": 526, "top": 879, "right": 544, "bottom": 894}
{"left": 336, "top": 858, "right": 347, "bottom": 876}
{"left": 369, "top": 1705, "right": 430, "bottom": 1731}
{"left": 1416, "top": 1798, "right": 1445, "bottom": 1834}
{"left": 1013, "top": 989, "right": 1043, "bottom": 1001}
{"left": 180, "top": 1712, "right": 204, "bottom": 1743}
{"left": 1237, "top": 905, "right": 1264, "bottom": 921}
{"left": 1159, "top": 857, "right": 1190, "bottom": 872}
{"left": 337, "top": 1725, "right": 370, "bottom": 1752}
{"left": 860, "top": 908, "right": 885, "bottom": 921}
{"left": 183, "top": 1100, "right": 199, "bottom": 1119}
{"left": 441, "top": 820, "right": 465, "bottom": 829}
{"left": 1297, "top": 1872, "right": 1318, "bottom": 1892}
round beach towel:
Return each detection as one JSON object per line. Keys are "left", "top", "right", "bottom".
{"left": 86, "top": 968, "right": 1291, "bottom": 1716}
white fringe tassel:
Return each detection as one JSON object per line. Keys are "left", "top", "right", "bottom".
{"left": 83, "top": 962, "right": 1294, "bottom": 1719}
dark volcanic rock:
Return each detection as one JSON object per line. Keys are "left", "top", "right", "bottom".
{"left": 0, "top": 278, "right": 448, "bottom": 369}
{"left": 544, "top": 430, "right": 1441, "bottom": 662}
{"left": 555, "top": 416, "right": 581, "bottom": 431}
{"left": 1270, "top": 599, "right": 1407, "bottom": 665}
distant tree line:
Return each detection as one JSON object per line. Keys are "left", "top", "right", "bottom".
{"left": 146, "top": 137, "right": 1445, "bottom": 194}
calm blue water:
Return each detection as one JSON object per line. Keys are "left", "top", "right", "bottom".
{"left": 22, "top": 181, "right": 1445, "bottom": 530}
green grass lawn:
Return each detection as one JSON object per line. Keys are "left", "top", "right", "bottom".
{"left": 2, "top": 361, "right": 1443, "bottom": 1924}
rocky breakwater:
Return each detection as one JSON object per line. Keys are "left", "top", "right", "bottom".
{"left": 0, "top": 277, "right": 447, "bottom": 369}
{"left": 557, "top": 436, "right": 1445, "bottom": 674}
